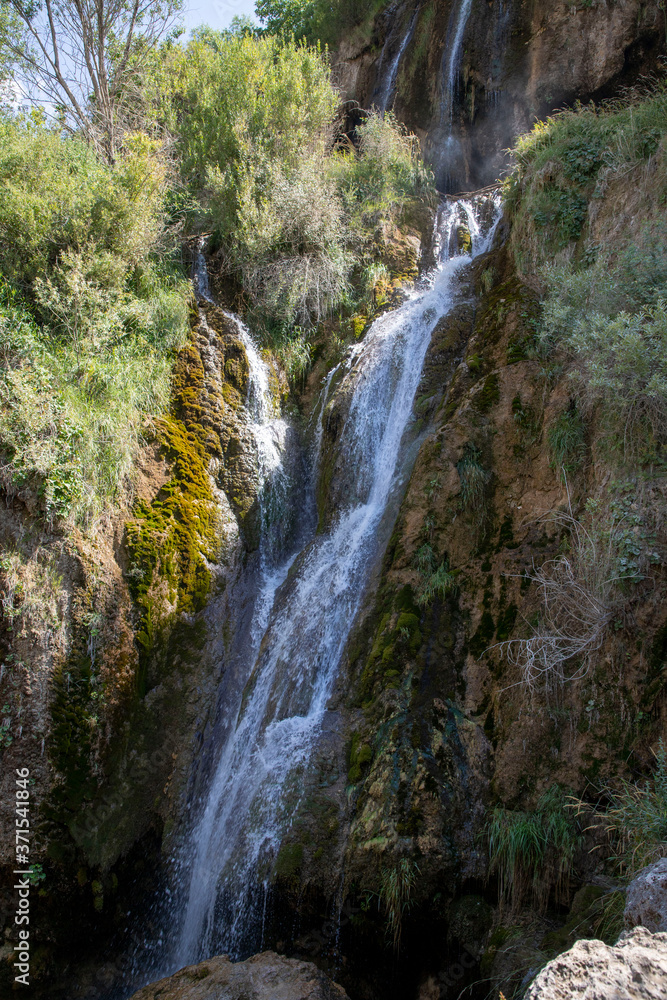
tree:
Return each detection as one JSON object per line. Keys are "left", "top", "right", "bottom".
{"left": 254, "top": 0, "right": 315, "bottom": 39}
{"left": 0, "top": 0, "right": 183, "bottom": 159}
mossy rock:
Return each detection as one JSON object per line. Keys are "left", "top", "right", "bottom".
{"left": 274, "top": 842, "right": 304, "bottom": 883}
{"left": 474, "top": 373, "right": 500, "bottom": 413}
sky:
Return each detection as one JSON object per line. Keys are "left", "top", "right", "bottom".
{"left": 182, "top": 0, "right": 258, "bottom": 33}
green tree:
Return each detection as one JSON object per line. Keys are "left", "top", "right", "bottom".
{"left": 0, "top": 0, "right": 183, "bottom": 159}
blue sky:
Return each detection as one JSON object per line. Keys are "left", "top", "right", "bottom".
{"left": 182, "top": 0, "right": 258, "bottom": 33}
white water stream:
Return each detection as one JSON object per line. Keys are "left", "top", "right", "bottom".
{"left": 374, "top": 5, "right": 420, "bottom": 113}
{"left": 159, "top": 197, "right": 501, "bottom": 970}
{"left": 441, "top": 0, "right": 474, "bottom": 125}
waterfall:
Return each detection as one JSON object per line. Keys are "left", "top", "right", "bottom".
{"left": 157, "top": 195, "right": 502, "bottom": 973}
{"left": 440, "top": 0, "right": 474, "bottom": 126}
{"left": 193, "top": 245, "right": 297, "bottom": 638}
{"left": 374, "top": 5, "right": 420, "bottom": 114}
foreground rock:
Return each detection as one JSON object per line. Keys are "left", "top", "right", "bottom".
{"left": 625, "top": 858, "right": 667, "bottom": 933}
{"left": 524, "top": 927, "right": 667, "bottom": 999}
{"left": 127, "top": 952, "right": 350, "bottom": 1000}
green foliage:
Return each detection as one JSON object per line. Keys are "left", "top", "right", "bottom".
{"left": 0, "top": 276, "right": 186, "bottom": 524}
{"left": 548, "top": 406, "right": 586, "bottom": 472}
{"left": 487, "top": 786, "right": 582, "bottom": 913}
{"left": 0, "top": 115, "right": 189, "bottom": 524}
{"left": 474, "top": 372, "right": 500, "bottom": 413}
{"left": 505, "top": 86, "right": 667, "bottom": 459}
{"left": 0, "top": 116, "right": 168, "bottom": 290}
{"left": 148, "top": 35, "right": 434, "bottom": 333}
{"left": 415, "top": 544, "right": 458, "bottom": 606}
{"left": 27, "top": 862, "right": 46, "bottom": 886}
{"left": 378, "top": 858, "right": 420, "bottom": 951}
{"left": 331, "top": 111, "right": 436, "bottom": 242}
{"left": 457, "top": 445, "right": 492, "bottom": 530}
{"left": 150, "top": 31, "right": 336, "bottom": 183}
{"left": 254, "top": 0, "right": 385, "bottom": 48}
{"left": 540, "top": 271, "right": 667, "bottom": 455}
{"left": 506, "top": 86, "right": 667, "bottom": 270}
{"left": 596, "top": 740, "right": 667, "bottom": 875}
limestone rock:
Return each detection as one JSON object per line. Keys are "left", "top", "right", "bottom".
{"left": 625, "top": 858, "right": 667, "bottom": 933}
{"left": 127, "top": 951, "right": 350, "bottom": 1000}
{"left": 524, "top": 927, "right": 667, "bottom": 999}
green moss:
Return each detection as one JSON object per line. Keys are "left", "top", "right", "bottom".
{"left": 496, "top": 514, "right": 519, "bottom": 551}
{"left": 396, "top": 804, "right": 424, "bottom": 836}
{"left": 125, "top": 332, "right": 221, "bottom": 678}
{"left": 397, "top": 612, "right": 419, "bottom": 632}
{"left": 274, "top": 842, "right": 304, "bottom": 882}
{"left": 474, "top": 372, "right": 500, "bottom": 413}
{"left": 348, "top": 734, "right": 373, "bottom": 784}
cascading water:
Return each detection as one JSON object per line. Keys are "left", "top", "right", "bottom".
{"left": 373, "top": 5, "right": 420, "bottom": 114}
{"left": 433, "top": 0, "right": 475, "bottom": 190}
{"left": 193, "top": 245, "right": 298, "bottom": 640}
{"left": 440, "top": 0, "right": 474, "bottom": 126}
{"left": 156, "top": 195, "right": 502, "bottom": 974}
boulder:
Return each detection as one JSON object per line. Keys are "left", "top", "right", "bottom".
{"left": 625, "top": 858, "right": 667, "bottom": 933}
{"left": 127, "top": 951, "right": 350, "bottom": 1000}
{"left": 524, "top": 927, "right": 667, "bottom": 999}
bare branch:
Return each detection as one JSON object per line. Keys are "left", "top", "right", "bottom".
{"left": 5, "top": 0, "right": 183, "bottom": 159}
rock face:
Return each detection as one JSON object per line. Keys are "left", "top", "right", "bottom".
{"left": 524, "top": 927, "right": 667, "bottom": 999}
{"left": 335, "top": 0, "right": 664, "bottom": 190}
{"left": 625, "top": 858, "right": 667, "bottom": 934}
{"left": 127, "top": 952, "right": 350, "bottom": 1000}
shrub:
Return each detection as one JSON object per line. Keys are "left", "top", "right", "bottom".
{"left": 505, "top": 84, "right": 667, "bottom": 274}
{"left": 227, "top": 154, "right": 353, "bottom": 326}
{"left": 548, "top": 406, "right": 586, "bottom": 473}
{"left": 487, "top": 786, "right": 581, "bottom": 913}
{"left": 332, "top": 111, "right": 436, "bottom": 241}
{"left": 588, "top": 740, "right": 667, "bottom": 876}
{"left": 255, "top": 0, "right": 385, "bottom": 48}
{"left": 0, "top": 274, "right": 187, "bottom": 526}
{"left": 378, "top": 858, "right": 420, "bottom": 951}
{"left": 494, "top": 495, "right": 659, "bottom": 699}
{"left": 457, "top": 445, "right": 492, "bottom": 533}
{"left": 0, "top": 116, "right": 168, "bottom": 291}
{"left": 148, "top": 35, "right": 434, "bottom": 332}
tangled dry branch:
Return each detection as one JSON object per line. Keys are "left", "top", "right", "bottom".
{"left": 493, "top": 506, "right": 624, "bottom": 700}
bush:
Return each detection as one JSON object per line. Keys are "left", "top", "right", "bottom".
{"left": 0, "top": 112, "right": 189, "bottom": 526}
{"left": 0, "top": 279, "right": 185, "bottom": 524}
{"left": 224, "top": 154, "right": 353, "bottom": 326}
{"left": 487, "top": 786, "right": 581, "bottom": 913}
{"left": 504, "top": 86, "right": 667, "bottom": 458}
{"left": 0, "top": 116, "right": 168, "bottom": 292}
{"left": 539, "top": 269, "right": 667, "bottom": 455}
{"left": 332, "top": 111, "right": 436, "bottom": 241}
{"left": 505, "top": 85, "right": 667, "bottom": 274}
{"left": 591, "top": 740, "right": 667, "bottom": 876}
{"left": 254, "top": 0, "right": 385, "bottom": 48}
{"left": 548, "top": 406, "right": 586, "bottom": 473}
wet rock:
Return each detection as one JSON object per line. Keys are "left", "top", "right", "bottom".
{"left": 127, "top": 951, "right": 350, "bottom": 1000}
{"left": 625, "top": 858, "right": 667, "bottom": 933}
{"left": 524, "top": 927, "right": 667, "bottom": 999}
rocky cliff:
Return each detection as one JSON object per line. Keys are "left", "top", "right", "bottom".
{"left": 2, "top": 3, "right": 667, "bottom": 999}
{"left": 334, "top": 0, "right": 665, "bottom": 190}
